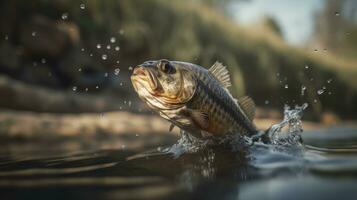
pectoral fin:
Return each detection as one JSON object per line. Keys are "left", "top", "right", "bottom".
{"left": 190, "top": 110, "right": 209, "bottom": 130}
{"left": 169, "top": 123, "right": 175, "bottom": 132}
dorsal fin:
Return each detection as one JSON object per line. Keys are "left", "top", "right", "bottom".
{"left": 208, "top": 61, "right": 232, "bottom": 88}
{"left": 238, "top": 96, "right": 255, "bottom": 121}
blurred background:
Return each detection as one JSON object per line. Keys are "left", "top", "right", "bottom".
{"left": 0, "top": 0, "right": 356, "bottom": 147}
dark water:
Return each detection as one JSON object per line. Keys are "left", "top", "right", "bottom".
{"left": 0, "top": 127, "right": 357, "bottom": 200}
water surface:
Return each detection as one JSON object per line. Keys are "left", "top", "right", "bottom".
{"left": 0, "top": 127, "right": 357, "bottom": 200}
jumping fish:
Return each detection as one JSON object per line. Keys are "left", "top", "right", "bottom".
{"left": 131, "top": 59, "right": 258, "bottom": 139}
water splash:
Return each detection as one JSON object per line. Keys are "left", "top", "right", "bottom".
{"left": 165, "top": 131, "right": 213, "bottom": 158}
{"left": 165, "top": 130, "right": 249, "bottom": 158}
{"left": 147, "top": 104, "right": 308, "bottom": 158}
{"left": 267, "top": 103, "right": 308, "bottom": 145}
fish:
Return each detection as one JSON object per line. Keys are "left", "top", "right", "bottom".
{"left": 131, "top": 59, "right": 258, "bottom": 139}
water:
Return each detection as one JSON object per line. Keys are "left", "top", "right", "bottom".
{"left": 267, "top": 104, "right": 307, "bottom": 145}
{"left": 0, "top": 108, "right": 357, "bottom": 199}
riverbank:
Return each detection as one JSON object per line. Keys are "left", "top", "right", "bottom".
{"left": 0, "top": 110, "right": 352, "bottom": 140}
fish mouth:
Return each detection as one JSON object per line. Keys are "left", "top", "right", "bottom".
{"left": 132, "top": 66, "right": 146, "bottom": 77}
{"left": 131, "top": 66, "right": 161, "bottom": 93}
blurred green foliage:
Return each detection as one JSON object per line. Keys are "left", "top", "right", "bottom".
{"left": 314, "top": 0, "right": 357, "bottom": 59}
{"left": 0, "top": 0, "right": 357, "bottom": 119}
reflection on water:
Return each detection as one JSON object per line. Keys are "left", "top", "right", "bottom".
{"left": 0, "top": 127, "right": 357, "bottom": 200}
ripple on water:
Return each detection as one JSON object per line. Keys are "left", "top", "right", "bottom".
{"left": 0, "top": 108, "right": 356, "bottom": 199}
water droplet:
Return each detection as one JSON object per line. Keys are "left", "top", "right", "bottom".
{"left": 327, "top": 78, "right": 332, "bottom": 83}
{"left": 264, "top": 100, "right": 269, "bottom": 105}
{"left": 135, "top": 134, "right": 139, "bottom": 137}
{"left": 115, "top": 46, "right": 120, "bottom": 51}
{"left": 119, "top": 29, "right": 124, "bottom": 35}
{"left": 72, "top": 86, "right": 77, "bottom": 91}
{"left": 101, "top": 54, "right": 107, "bottom": 60}
{"left": 120, "top": 82, "right": 123, "bottom": 86}
{"left": 104, "top": 72, "right": 108, "bottom": 77}
{"left": 317, "top": 89, "right": 324, "bottom": 95}
{"left": 78, "top": 68, "right": 82, "bottom": 72}
{"left": 305, "top": 65, "right": 309, "bottom": 69}
{"left": 80, "top": 3, "right": 85, "bottom": 10}
{"left": 128, "top": 101, "right": 132, "bottom": 107}
{"left": 157, "top": 147, "right": 162, "bottom": 151}
{"left": 276, "top": 72, "right": 280, "bottom": 77}
{"left": 121, "top": 144, "right": 126, "bottom": 149}
{"left": 89, "top": 53, "right": 93, "bottom": 57}
{"left": 314, "top": 99, "right": 317, "bottom": 103}
{"left": 85, "top": 88, "right": 88, "bottom": 92}
{"left": 328, "top": 91, "right": 332, "bottom": 95}
{"left": 61, "top": 13, "right": 68, "bottom": 20}
{"left": 110, "top": 37, "right": 116, "bottom": 43}
{"left": 116, "top": 60, "right": 120, "bottom": 64}
{"left": 335, "top": 11, "right": 340, "bottom": 16}
{"left": 106, "top": 45, "right": 111, "bottom": 50}
{"left": 41, "top": 58, "right": 46, "bottom": 64}
{"left": 114, "top": 68, "right": 120, "bottom": 75}
{"left": 81, "top": 48, "right": 85, "bottom": 51}
{"left": 301, "top": 85, "right": 306, "bottom": 96}
{"left": 95, "top": 85, "right": 99, "bottom": 89}
{"left": 96, "top": 44, "right": 101, "bottom": 49}
{"left": 31, "top": 31, "right": 37, "bottom": 37}
{"left": 284, "top": 84, "right": 289, "bottom": 89}
{"left": 4, "top": 35, "right": 8, "bottom": 40}
{"left": 128, "top": 66, "right": 133, "bottom": 71}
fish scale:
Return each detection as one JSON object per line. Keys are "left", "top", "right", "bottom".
{"left": 186, "top": 66, "right": 256, "bottom": 135}
{"left": 187, "top": 79, "right": 237, "bottom": 135}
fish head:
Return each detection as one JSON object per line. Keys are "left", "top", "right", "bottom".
{"left": 131, "top": 59, "right": 196, "bottom": 109}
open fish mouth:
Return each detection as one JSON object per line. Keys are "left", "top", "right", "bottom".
{"left": 132, "top": 66, "right": 161, "bottom": 93}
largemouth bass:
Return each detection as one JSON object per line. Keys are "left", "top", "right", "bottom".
{"left": 131, "top": 59, "right": 258, "bottom": 138}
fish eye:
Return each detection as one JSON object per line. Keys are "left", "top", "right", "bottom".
{"left": 159, "top": 61, "right": 176, "bottom": 74}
